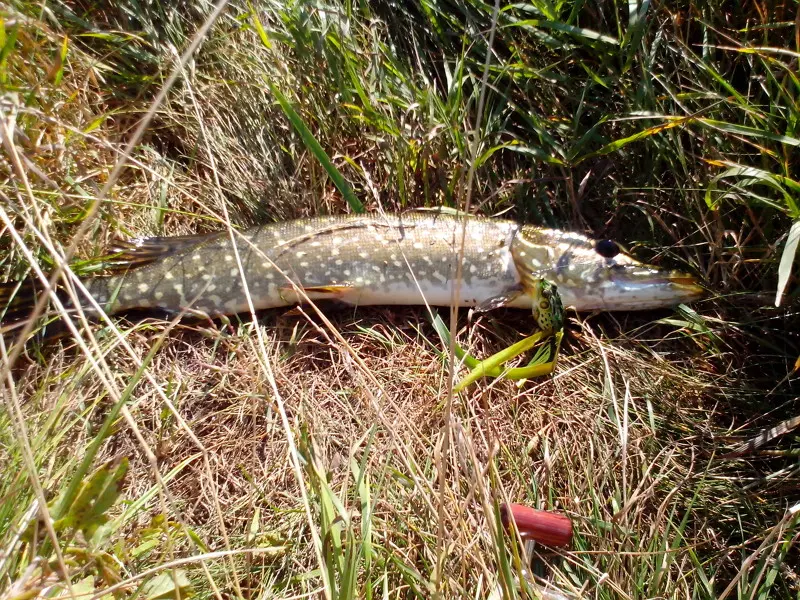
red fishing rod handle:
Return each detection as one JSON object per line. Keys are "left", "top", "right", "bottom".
{"left": 500, "top": 503, "right": 573, "bottom": 548}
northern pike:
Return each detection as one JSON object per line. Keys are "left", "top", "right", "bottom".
{"left": 1, "top": 211, "right": 704, "bottom": 323}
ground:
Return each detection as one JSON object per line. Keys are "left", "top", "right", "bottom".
{"left": 0, "top": 1, "right": 798, "bottom": 599}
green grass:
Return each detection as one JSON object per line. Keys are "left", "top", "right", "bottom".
{"left": 1, "top": 0, "right": 799, "bottom": 599}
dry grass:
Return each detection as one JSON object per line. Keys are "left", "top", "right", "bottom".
{"left": 1, "top": 1, "right": 799, "bottom": 599}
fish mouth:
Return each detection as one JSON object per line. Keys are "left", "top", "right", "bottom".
{"left": 665, "top": 270, "right": 701, "bottom": 287}
{"left": 596, "top": 267, "right": 707, "bottom": 310}
{"left": 666, "top": 272, "right": 706, "bottom": 299}
{"left": 615, "top": 267, "right": 703, "bottom": 288}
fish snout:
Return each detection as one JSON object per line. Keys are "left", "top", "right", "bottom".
{"left": 665, "top": 270, "right": 707, "bottom": 302}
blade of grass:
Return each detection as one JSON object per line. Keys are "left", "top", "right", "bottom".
{"left": 266, "top": 79, "right": 363, "bottom": 214}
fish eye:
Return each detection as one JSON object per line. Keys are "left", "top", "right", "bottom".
{"left": 595, "top": 239, "right": 620, "bottom": 258}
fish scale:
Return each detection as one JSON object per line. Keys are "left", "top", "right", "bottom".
{"left": 91, "top": 212, "right": 522, "bottom": 315}
{"left": 1, "top": 211, "right": 705, "bottom": 323}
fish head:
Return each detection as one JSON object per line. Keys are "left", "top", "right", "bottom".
{"left": 511, "top": 225, "right": 706, "bottom": 311}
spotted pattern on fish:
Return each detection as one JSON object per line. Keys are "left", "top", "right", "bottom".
{"left": 75, "top": 211, "right": 704, "bottom": 317}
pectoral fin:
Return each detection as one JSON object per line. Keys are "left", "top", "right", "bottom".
{"left": 472, "top": 284, "right": 524, "bottom": 313}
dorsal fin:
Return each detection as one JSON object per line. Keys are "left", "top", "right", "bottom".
{"left": 106, "top": 233, "right": 220, "bottom": 271}
{"left": 404, "top": 206, "right": 474, "bottom": 218}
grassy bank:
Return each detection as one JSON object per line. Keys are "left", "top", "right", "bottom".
{"left": 1, "top": 0, "right": 798, "bottom": 598}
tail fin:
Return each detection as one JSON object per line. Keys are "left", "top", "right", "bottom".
{"left": 2, "top": 233, "right": 215, "bottom": 335}
{"left": 0, "top": 233, "right": 194, "bottom": 326}
{"left": 0, "top": 277, "right": 50, "bottom": 323}
{"left": 0, "top": 275, "right": 98, "bottom": 341}
{"left": 0, "top": 276, "right": 59, "bottom": 341}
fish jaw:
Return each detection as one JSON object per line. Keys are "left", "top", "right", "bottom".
{"left": 562, "top": 273, "right": 705, "bottom": 311}
{"left": 509, "top": 268, "right": 705, "bottom": 311}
